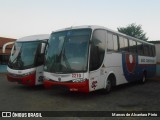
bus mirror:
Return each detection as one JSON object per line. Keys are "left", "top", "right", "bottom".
{"left": 40, "top": 43, "right": 46, "bottom": 54}
{"left": 41, "top": 40, "right": 48, "bottom": 45}
{"left": 41, "top": 40, "right": 48, "bottom": 43}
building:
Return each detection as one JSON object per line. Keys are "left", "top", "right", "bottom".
{"left": 0, "top": 37, "right": 16, "bottom": 65}
{"left": 150, "top": 40, "right": 160, "bottom": 77}
{"left": 150, "top": 40, "right": 160, "bottom": 64}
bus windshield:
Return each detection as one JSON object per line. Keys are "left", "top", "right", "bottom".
{"left": 8, "top": 41, "right": 40, "bottom": 70}
{"left": 44, "top": 28, "right": 91, "bottom": 73}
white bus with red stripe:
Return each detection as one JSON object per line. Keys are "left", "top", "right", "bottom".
{"left": 7, "top": 34, "right": 49, "bottom": 86}
{"left": 43, "top": 25, "right": 156, "bottom": 93}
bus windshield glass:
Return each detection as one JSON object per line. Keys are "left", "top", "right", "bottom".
{"left": 8, "top": 41, "right": 40, "bottom": 70}
{"left": 44, "top": 28, "right": 91, "bottom": 73}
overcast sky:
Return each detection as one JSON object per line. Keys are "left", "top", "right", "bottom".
{"left": 0, "top": 0, "right": 160, "bottom": 40}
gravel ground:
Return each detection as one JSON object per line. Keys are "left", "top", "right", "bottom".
{"left": 0, "top": 74, "right": 160, "bottom": 120}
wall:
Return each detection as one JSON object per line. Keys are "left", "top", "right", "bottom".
{"left": 0, "top": 37, "right": 16, "bottom": 65}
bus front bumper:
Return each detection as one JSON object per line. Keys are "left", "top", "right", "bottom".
{"left": 44, "top": 79, "right": 89, "bottom": 93}
{"left": 7, "top": 72, "right": 36, "bottom": 86}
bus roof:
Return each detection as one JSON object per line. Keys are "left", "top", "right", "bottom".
{"left": 52, "top": 25, "right": 154, "bottom": 46}
{"left": 17, "top": 34, "right": 50, "bottom": 42}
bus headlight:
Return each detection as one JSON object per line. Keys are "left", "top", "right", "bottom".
{"left": 72, "top": 78, "right": 85, "bottom": 83}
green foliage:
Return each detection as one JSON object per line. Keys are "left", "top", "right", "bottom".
{"left": 117, "top": 23, "right": 148, "bottom": 41}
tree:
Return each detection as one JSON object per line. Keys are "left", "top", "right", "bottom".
{"left": 117, "top": 23, "right": 148, "bottom": 41}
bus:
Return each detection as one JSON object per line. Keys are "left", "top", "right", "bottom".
{"left": 7, "top": 34, "right": 49, "bottom": 86}
{"left": 43, "top": 25, "right": 156, "bottom": 93}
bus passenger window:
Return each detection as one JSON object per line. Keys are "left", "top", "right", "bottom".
{"left": 119, "top": 37, "right": 129, "bottom": 52}
{"left": 149, "top": 46, "right": 154, "bottom": 57}
{"left": 107, "top": 33, "right": 118, "bottom": 52}
{"left": 152, "top": 46, "right": 156, "bottom": 57}
{"left": 113, "top": 35, "right": 118, "bottom": 51}
{"left": 107, "top": 33, "right": 114, "bottom": 51}
{"left": 129, "top": 40, "right": 137, "bottom": 54}
{"left": 137, "top": 42, "right": 144, "bottom": 55}
{"left": 143, "top": 44, "right": 149, "bottom": 56}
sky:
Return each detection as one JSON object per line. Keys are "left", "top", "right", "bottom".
{"left": 0, "top": 0, "right": 160, "bottom": 40}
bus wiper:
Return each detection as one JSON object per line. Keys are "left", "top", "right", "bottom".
{"left": 10, "top": 52, "right": 20, "bottom": 65}
{"left": 62, "top": 49, "right": 72, "bottom": 72}
{"left": 9, "top": 46, "right": 23, "bottom": 68}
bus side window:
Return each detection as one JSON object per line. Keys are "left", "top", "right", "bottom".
{"left": 107, "top": 32, "right": 113, "bottom": 52}
{"left": 107, "top": 33, "right": 118, "bottom": 52}
{"left": 149, "top": 45, "right": 155, "bottom": 57}
{"left": 143, "top": 44, "right": 149, "bottom": 56}
{"left": 148, "top": 45, "right": 151, "bottom": 56}
{"left": 113, "top": 35, "right": 118, "bottom": 51}
{"left": 137, "top": 42, "right": 143, "bottom": 55}
{"left": 152, "top": 46, "right": 156, "bottom": 57}
{"left": 89, "top": 29, "right": 106, "bottom": 71}
{"left": 129, "top": 40, "right": 137, "bottom": 54}
{"left": 119, "top": 36, "right": 124, "bottom": 51}
{"left": 119, "top": 36, "right": 129, "bottom": 52}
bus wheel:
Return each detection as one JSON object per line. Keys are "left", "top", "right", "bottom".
{"left": 104, "top": 79, "right": 112, "bottom": 93}
{"left": 140, "top": 73, "right": 146, "bottom": 84}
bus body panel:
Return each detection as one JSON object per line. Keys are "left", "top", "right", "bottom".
{"left": 35, "top": 65, "right": 44, "bottom": 85}
{"left": 7, "top": 67, "right": 36, "bottom": 86}
{"left": 105, "top": 53, "right": 128, "bottom": 85}
{"left": 43, "top": 72, "right": 89, "bottom": 92}
{"left": 7, "top": 65, "right": 45, "bottom": 86}
{"left": 122, "top": 53, "right": 156, "bottom": 82}
{"left": 138, "top": 56, "right": 156, "bottom": 78}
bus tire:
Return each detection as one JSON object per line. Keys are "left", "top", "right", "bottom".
{"left": 105, "top": 78, "right": 112, "bottom": 93}
{"left": 102, "top": 74, "right": 116, "bottom": 94}
{"left": 140, "top": 73, "right": 147, "bottom": 84}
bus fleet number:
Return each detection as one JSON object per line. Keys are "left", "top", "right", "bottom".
{"left": 72, "top": 73, "right": 81, "bottom": 78}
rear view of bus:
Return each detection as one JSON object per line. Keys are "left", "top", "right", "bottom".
{"left": 7, "top": 34, "right": 49, "bottom": 86}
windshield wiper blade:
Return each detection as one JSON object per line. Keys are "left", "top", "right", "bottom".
{"left": 62, "top": 50, "right": 72, "bottom": 72}
{"left": 9, "top": 45, "right": 23, "bottom": 68}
